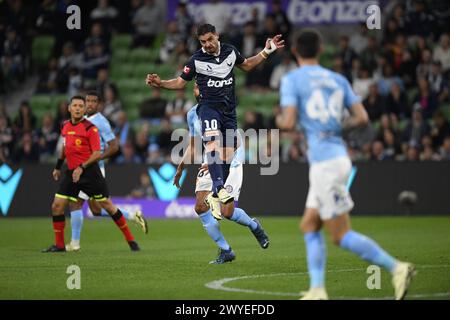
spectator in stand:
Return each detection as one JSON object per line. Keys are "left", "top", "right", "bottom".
{"left": 433, "top": 33, "right": 450, "bottom": 75}
{"left": 159, "top": 21, "right": 184, "bottom": 63}
{"left": 390, "top": 3, "right": 407, "bottom": 34}
{"left": 431, "top": 110, "right": 450, "bottom": 149}
{"left": 35, "top": 0, "right": 57, "bottom": 34}
{"left": 0, "top": 103, "right": 11, "bottom": 126}
{"left": 14, "top": 101, "right": 36, "bottom": 135}
{"left": 201, "top": 0, "right": 231, "bottom": 35}
{"left": 80, "top": 42, "right": 109, "bottom": 80}
{"left": 58, "top": 41, "right": 78, "bottom": 70}
{"left": 165, "top": 89, "right": 193, "bottom": 125}
{"left": 245, "top": 61, "right": 272, "bottom": 90}
{"left": 156, "top": 119, "right": 174, "bottom": 156}
{"left": 383, "top": 18, "right": 401, "bottom": 46}
{"left": 115, "top": 141, "right": 142, "bottom": 164}
{"left": 270, "top": 52, "right": 296, "bottom": 90}
{"left": 378, "top": 64, "right": 404, "bottom": 96}
{"left": 420, "top": 135, "right": 439, "bottom": 161}
{"left": 338, "top": 35, "right": 357, "bottom": 82}
{"left": 386, "top": 82, "right": 410, "bottom": 119}
{"left": 103, "top": 85, "right": 122, "bottom": 126}
{"left": 416, "top": 48, "right": 433, "bottom": 80}
{"left": 428, "top": 61, "right": 449, "bottom": 103}
{"left": 36, "top": 58, "right": 61, "bottom": 94}
{"left": 405, "top": 144, "right": 420, "bottom": 161}
{"left": 271, "top": 0, "right": 291, "bottom": 38}
{"left": 36, "top": 114, "right": 59, "bottom": 160}
{"left": 13, "top": 132, "right": 39, "bottom": 163}
{"left": 381, "top": 128, "right": 401, "bottom": 159}
{"left": 371, "top": 140, "right": 390, "bottom": 161}
{"left": 132, "top": 0, "right": 162, "bottom": 48}
{"left": 232, "top": 21, "right": 260, "bottom": 58}
{"left": 411, "top": 36, "right": 431, "bottom": 67}
{"left": 67, "top": 67, "right": 83, "bottom": 97}
{"left": 413, "top": 77, "right": 438, "bottom": 119}
{"left": 353, "top": 68, "right": 375, "bottom": 100}
{"left": 175, "top": 0, "right": 194, "bottom": 39}
{"left": 359, "top": 36, "right": 379, "bottom": 74}
{"left": 129, "top": 172, "right": 155, "bottom": 198}
{"left": 139, "top": 87, "right": 167, "bottom": 121}
{"left": 114, "top": 111, "right": 134, "bottom": 149}
{"left": 167, "top": 40, "right": 190, "bottom": 68}
{"left": 84, "top": 22, "right": 109, "bottom": 52}
{"left": 363, "top": 83, "right": 385, "bottom": 121}
{"left": 53, "top": 100, "right": 69, "bottom": 129}
{"left": 94, "top": 68, "right": 111, "bottom": 98}
{"left": 402, "top": 107, "right": 430, "bottom": 151}
{"left": 134, "top": 129, "right": 150, "bottom": 162}
{"left": 1, "top": 26, "right": 24, "bottom": 83}
{"left": 349, "top": 23, "right": 369, "bottom": 55}
{"left": 439, "top": 136, "right": 450, "bottom": 160}
{"left": 405, "top": 0, "right": 436, "bottom": 38}
{"left": 90, "top": 0, "right": 119, "bottom": 34}
{"left": 0, "top": 115, "right": 14, "bottom": 160}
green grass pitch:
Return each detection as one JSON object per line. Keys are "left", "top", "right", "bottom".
{"left": 0, "top": 216, "right": 449, "bottom": 300}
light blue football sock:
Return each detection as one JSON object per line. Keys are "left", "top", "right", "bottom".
{"left": 229, "top": 208, "right": 258, "bottom": 231}
{"left": 199, "top": 211, "right": 230, "bottom": 250}
{"left": 340, "top": 230, "right": 397, "bottom": 273}
{"left": 70, "top": 210, "right": 83, "bottom": 242}
{"left": 304, "top": 232, "right": 327, "bottom": 288}
{"left": 100, "top": 208, "right": 130, "bottom": 219}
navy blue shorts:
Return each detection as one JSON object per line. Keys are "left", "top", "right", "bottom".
{"left": 197, "top": 102, "right": 237, "bottom": 147}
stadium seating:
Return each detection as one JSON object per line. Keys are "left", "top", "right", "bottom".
{"left": 31, "top": 36, "right": 55, "bottom": 69}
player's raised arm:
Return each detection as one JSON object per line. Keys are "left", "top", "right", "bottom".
{"left": 238, "top": 35, "right": 285, "bottom": 72}
{"left": 146, "top": 74, "right": 187, "bottom": 90}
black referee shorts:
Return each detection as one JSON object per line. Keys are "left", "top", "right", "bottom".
{"left": 55, "top": 164, "right": 109, "bottom": 202}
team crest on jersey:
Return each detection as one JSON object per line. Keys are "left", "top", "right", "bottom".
{"left": 225, "top": 185, "right": 233, "bottom": 194}
{"left": 183, "top": 66, "right": 190, "bottom": 74}
{"left": 75, "top": 139, "right": 82, "bottom": 146}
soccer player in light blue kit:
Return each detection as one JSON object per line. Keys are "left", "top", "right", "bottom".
{"left": 66, "top": 91, "right": 148, "bottom": 252}
{"left": 172, "top": 86, "right": 269, "bottom": 264}
{"left": 277, "top": 30, "right": 415, "bottom": 300}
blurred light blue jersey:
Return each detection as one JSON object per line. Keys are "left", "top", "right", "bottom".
{"left": 187, "top": 105, "right": 244, "bottom": 167}
{"left": 86, "top": 112, "right": 116, "bottom": 168}
{"left": 280, "top": 65, "right": 361, "bottom": 164}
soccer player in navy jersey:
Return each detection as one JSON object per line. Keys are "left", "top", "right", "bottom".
{"left": 146, "top": 23, "right": 284, "bottom": 217}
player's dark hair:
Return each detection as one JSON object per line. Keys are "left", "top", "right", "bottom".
{"left": 296, "top": 29, "right": 322, "bottom": 58}
{"left": 70, "top": 95, "right": 85, "bottom": 104}
{"left": 197, "top": 24, "right": 216, "bottom": 36}
{"left": 86, "top": 91, "right": 102, "bottom": 101}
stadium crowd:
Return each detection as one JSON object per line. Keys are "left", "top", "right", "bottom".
{"left": 0, "top": 0, "right": 450, "bottom": 165}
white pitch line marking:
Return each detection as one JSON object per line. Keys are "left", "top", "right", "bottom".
{"left": 205, "top": 264, "right": 450, "bottom": 299}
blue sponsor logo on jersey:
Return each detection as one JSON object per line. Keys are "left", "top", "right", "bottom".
{"left": 149, "top": 163, "right": 186, "bottom": 201}
{"left": 0, "top": 164, "right": 23, "bottom": 216}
